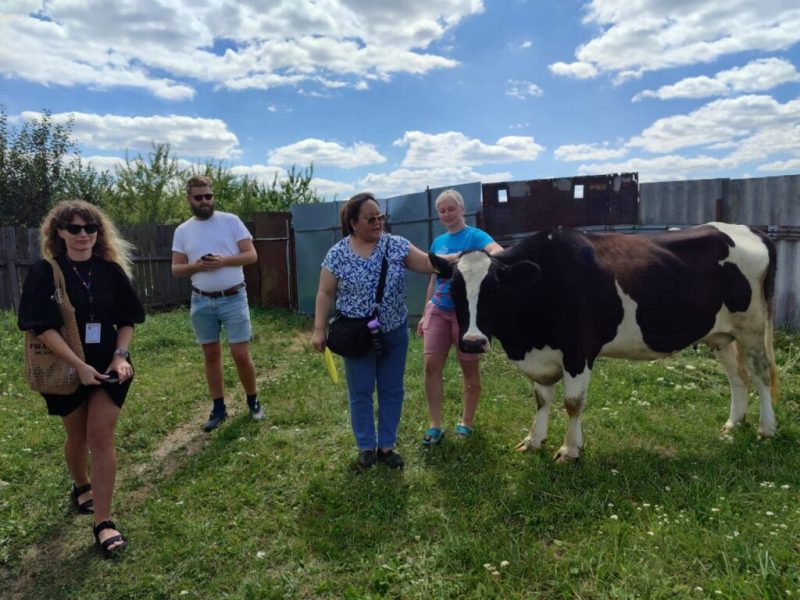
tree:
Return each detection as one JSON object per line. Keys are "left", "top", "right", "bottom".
{"left": 110, "top": 143, "right": 185, "bottom": 225}
{"left": 0, "top": 106, "right": 77, "bottom": 226}
{"left": 57, "top": 158, "right": 115, "bottom": 207}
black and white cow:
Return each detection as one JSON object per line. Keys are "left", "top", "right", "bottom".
{"left": 430, "top": 222, "right": 778, "bottom": 462}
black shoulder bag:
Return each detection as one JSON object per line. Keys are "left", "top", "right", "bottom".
{"left": 326, "top": 239, "right": 389, "bottom": 358}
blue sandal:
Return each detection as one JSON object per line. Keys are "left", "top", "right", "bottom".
{"left": 422, "top": 427, "right": 444, "bottom": 446}
{"left": 454, "top": 424, "right": 473, "bottom": 438}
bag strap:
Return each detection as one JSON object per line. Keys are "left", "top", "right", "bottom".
{"left": 45, "top": 257, "right": 66, "bottom": 303}
{"left": 373, "top": 236, "right": 390, "bottom": 314}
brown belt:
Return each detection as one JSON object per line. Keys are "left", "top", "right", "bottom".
{"left": 191, "top": 283, "right": 245, "bottom": 298}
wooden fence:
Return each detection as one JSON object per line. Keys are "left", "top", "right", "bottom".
{"left": 0, "top": 213, "right": 295, "bottom": 312}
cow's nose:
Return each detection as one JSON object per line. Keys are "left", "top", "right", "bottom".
{"left": 461, "top": 332, "right": 490, "bottom": 353}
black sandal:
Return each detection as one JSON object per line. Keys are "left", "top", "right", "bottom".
{"left": 93, "top": 520, "right": 128, "bottom": 558}
{"left": 70, "top": 483, "right": 94, "bottom": 514}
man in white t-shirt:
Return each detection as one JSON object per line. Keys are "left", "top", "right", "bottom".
{"left": 171, "top": 175, "right": 263, "bottom": 431}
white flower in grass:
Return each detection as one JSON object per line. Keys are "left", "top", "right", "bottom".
{"left": 665, "top": 486, "right": 671, "bottom": 491}
{"left": 711, "top": 508, "right": 720, "bottom": 512}
{"left": 483, "top": 563, "right": 492, "bottom": 570}
{"left": 491, "top": 571, "right": 500, "bottom": 577}
{"left": 715, "top": 591, "right": 722, "bottom": 595}
{"left": 695, "top": 586, "right": 703, "bottom": 592}
{"left": 647, "top": 531, "right": 654, "bottom": 536}
{"left": 611, "top": 469, "right": 618, "bottom": 475}
{"left": 685, "top": 365, "right": 696, "bottom": 370}
{"left": 610, "top": 514, "right": 618, "bottom": 520}
{"left": 256, "top": 551, "right": 266, "bottom": 559}
{"left": 766, "top": 511, "right": 775, "bottom": 517}
{"left": 180, "top": 592, "right": 189, "bottom": 596}
{"left": 500, "top": 561, "right": 509, "bottom": 568}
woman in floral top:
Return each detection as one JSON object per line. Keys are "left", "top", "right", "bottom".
{"left": 312, "top": 193, "right": 435, "bottom": 470}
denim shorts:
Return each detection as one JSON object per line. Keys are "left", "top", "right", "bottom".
{"left": 190, "top": 287, "right": 252, "bottom": 345}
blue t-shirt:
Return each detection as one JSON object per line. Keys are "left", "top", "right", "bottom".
{"left": 322, "top": 232, "right": 411, "bottom": 332}
{"left": 430, "top": 226, "right": 494, "bottom": 311}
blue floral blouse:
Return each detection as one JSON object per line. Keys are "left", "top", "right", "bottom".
{"left": 322, "top": 232, "right": 411, "bottom": 331}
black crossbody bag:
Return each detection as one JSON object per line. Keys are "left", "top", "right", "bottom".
{"left": 326, "top": 238, "right": 389, "bottom": 358}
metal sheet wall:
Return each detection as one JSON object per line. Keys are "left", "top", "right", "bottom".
{"left": 291, "top": 183, "right": 482, "bottom": 320}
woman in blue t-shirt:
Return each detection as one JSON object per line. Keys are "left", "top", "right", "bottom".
{"left": 312, "top": 193, "right": 436, "bottom": 470}
{"left": 416, "top": 189, "right": 502, "bottom": 445}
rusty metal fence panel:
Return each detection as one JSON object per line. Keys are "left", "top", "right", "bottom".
{"left": 483, "top": 173, "right": 639, "bottom": 242}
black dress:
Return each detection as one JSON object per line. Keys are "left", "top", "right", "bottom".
{"left": 17, "top": 255, "right": 146, "bottom": 416}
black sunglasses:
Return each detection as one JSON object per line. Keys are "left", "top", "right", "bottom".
{"left": 192, "top": 193, "right": 214, "bottom": 201}
{"left": 64, "top": 223, "right": 100, "bottom": 235}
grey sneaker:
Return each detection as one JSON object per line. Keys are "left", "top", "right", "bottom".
{"left": 248, "top": 398, "right": 265, "bottom": 421}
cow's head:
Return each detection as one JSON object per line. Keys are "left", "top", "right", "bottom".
{"left": 429, "top": 250, "right": 541, "bottom": 353}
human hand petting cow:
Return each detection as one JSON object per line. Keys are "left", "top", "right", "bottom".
{"left": 429, "top": 222, "right": 778, "bottom": 463}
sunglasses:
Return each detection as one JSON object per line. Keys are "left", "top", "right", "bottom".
{"left": 365, "top": 214, "right": 386, "bottom": 225}
{"left": 192, "top": 193, "right": 214, "bottom": 201}
{"left": 63, "top": 223, "right": 100, "bottom": 235}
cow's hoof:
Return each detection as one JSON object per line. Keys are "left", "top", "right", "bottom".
{"left": 515, "top": 437, "right": 546, "bottom": 452}
{"left": 553, "top": 447, "right": 579, "bottom": 463}
{"left": 720, "top": 421, "right": 740, "bottom": 435}
{"left": 757, "top": 427, "right": 776, "bottom": 439}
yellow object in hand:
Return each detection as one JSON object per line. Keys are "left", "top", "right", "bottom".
{"left": 324, "top": 347, "right": 339, "bottom": 384}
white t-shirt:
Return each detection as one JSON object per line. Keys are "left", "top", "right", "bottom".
{"left": 172, "top": 211, "right": 252, "bottom": 292}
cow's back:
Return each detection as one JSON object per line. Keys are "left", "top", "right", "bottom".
{"left": 591, "top": 223, "right": 774, "bottom": 356}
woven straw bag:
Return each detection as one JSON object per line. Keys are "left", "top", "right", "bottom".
{"left": 23, "top": 257, "right": 85, "bottom": 395}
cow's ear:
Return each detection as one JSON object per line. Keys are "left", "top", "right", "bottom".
{"left": 429, "top": 252, "right": 453, "bottom": 279}
{"left": 498, "top": 260, "right": 541, "bottom": 287}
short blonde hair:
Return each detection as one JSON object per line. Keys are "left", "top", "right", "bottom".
{"left": 40, "top": 199, "right": 136, "bottom": 279}
{"left": 435, "top": 189, "right": 464, "bottom": 210}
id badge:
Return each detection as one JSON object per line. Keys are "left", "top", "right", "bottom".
{"left": 85, "top": 322, "right": 101, "bottom": 344}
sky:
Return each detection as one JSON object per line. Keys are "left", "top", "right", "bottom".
{"left": 2, "top": 0, "right": 799, "bottom": 200}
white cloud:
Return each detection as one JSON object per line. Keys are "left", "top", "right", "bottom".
{"left": 633, "top": 58, "right": 800, "bottom": 101}
{"left": 22, "top": 111, "right": 241, "bottom": 159}
{"left": 554, "top": 143, "right": 628, "bottom": 161}
{"left": 551, "top": 1, "right": 800, "bottom": 80}
{"left": 577, "top": 154, "right": 730, "bottom": 182}
{"left": 396, "top": 131, "right": 545, "bottom": 168}
{"left": 520, "top": 40, "right": 532, "bottom": 49}
{"left": 627, "top": 95, "right": 800, "bottom": 153}
{"left": 758, "top": 158, "right": 800, "bottom": 172}
{"left": 506, "top": 79, "right": 544, "bottom": 100}
{"left": 549, "top": 61, "right": 598, "bottom": 79}
{"left": 0, "top": 0, "right": 484, "bottom": 99}
{"left": 267, "top": 139, "right": 387, "bottom": 168}
{"left": 358, "top": 166, "right": 513, "bottom": 198}
{"left": 83, "top": 155, "right": 128, "bottom": 173}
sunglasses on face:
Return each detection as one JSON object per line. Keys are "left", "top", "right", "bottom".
{"left": 364, "top": 214, "right": 386, "bottom": 225}
{"left": 63, "top": 223, "right": 100, "bottom": 235}
{"left": 192, "top": 193, "right": 214, "bottom": 201}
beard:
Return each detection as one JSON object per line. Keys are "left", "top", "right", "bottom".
{"left": 191, "top": 203, "right": 215, "bottom": 219}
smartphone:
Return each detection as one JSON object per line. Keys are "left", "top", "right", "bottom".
{"left": 201, "top": 253, "right": 214, "bottom": 261}
{"left": 103, "top": 371, "right": 119, "bottom": 384}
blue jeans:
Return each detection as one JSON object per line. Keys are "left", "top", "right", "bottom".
{"left": 343, "top": 321, "right": 409, "bottom": 450}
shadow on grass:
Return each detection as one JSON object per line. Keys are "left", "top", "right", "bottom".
{"left": 296, "top": 464, "right": 410, "bottom": 560}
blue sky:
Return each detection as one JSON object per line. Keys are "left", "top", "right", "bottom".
{"left": 2, "top": 0, "right": 799, "bottom": 200}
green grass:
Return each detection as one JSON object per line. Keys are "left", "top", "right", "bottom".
{"left": 1, "top": 307, "right": 798, "bottom": 599}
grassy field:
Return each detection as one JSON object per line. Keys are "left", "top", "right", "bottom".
{"left": 0, "top": 306, "right": 798, "bottom": 599}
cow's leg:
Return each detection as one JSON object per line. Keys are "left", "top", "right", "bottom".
{"left": 515, "top": 382, "right": 555, "bottom": 452}
{"left": 713, "top": 341, "right": 749, "bottom": 433}
{"left": 554, "top": 368, "right": 591, "bottom": 463}
{"left": 739, "top": 333, "right": 777, "bottom": 438}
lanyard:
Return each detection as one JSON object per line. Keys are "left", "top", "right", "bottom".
{"left": 66, "top": 257, "right": 95, "bottom": 320}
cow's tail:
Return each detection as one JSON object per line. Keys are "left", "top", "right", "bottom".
{"left": 761, "top": 230, "right": 779, "bottom": 404}
{"left": 765, "top": 313, "right": 779, "bottom": 404}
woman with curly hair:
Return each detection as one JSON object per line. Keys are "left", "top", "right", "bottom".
{"left": 18, "top": 200, "right": 145, "bottom": 557}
